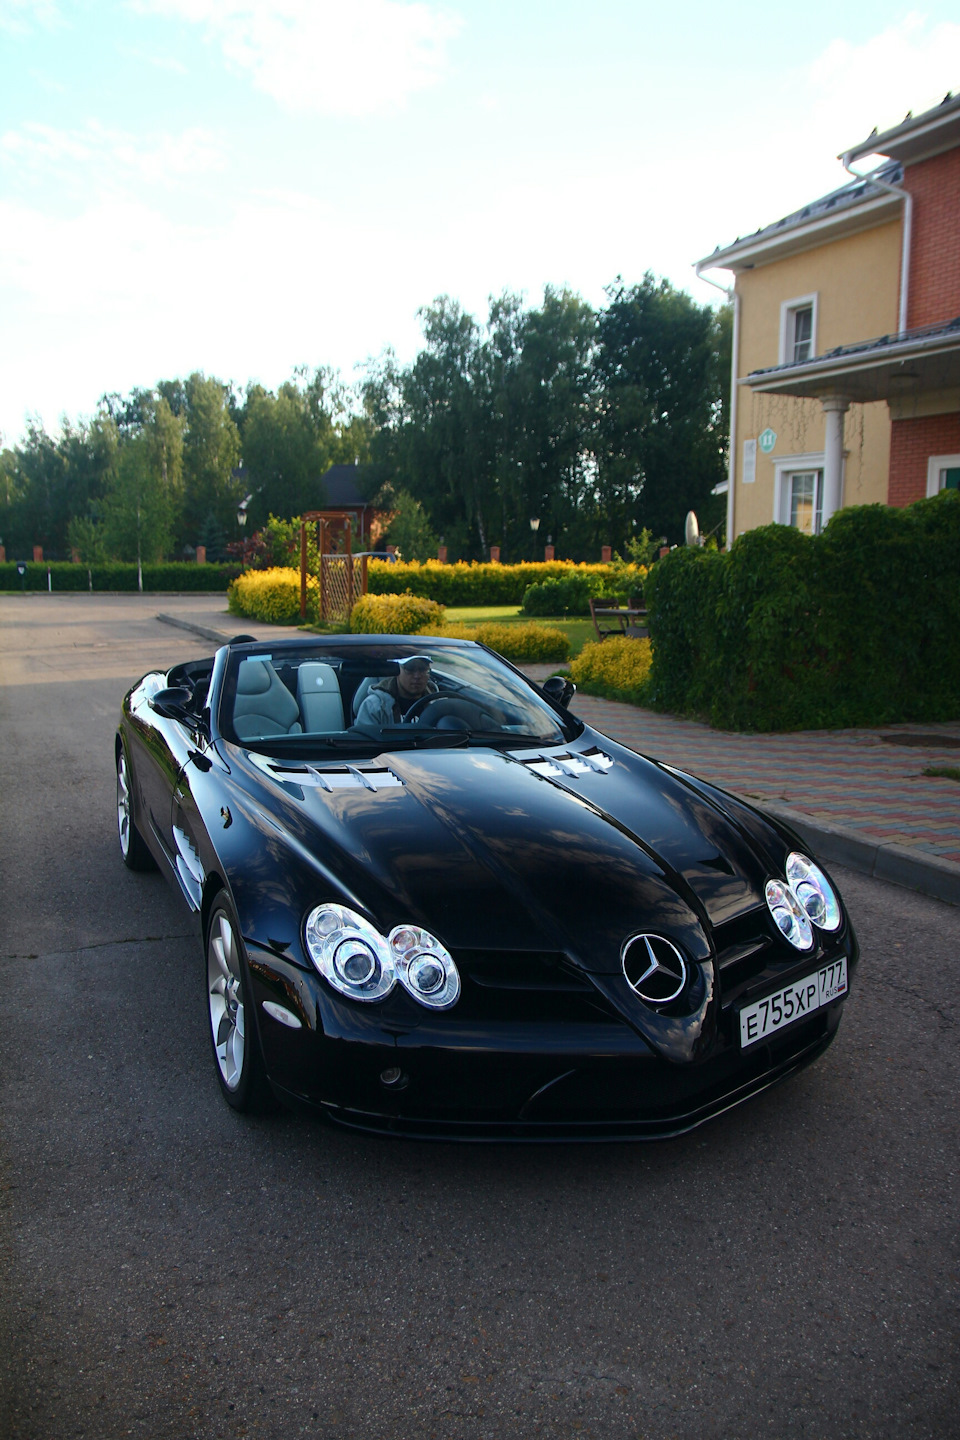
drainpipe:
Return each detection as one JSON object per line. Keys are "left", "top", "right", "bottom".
{"left": 841, "top": 153, "right": 911, "bottom": 334}
{"left": 695, "top": 265, "right": 740, "bottom": 549}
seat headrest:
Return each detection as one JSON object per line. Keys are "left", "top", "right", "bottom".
{"left": 237, "top": 661, "right": 272, "bottom": 695}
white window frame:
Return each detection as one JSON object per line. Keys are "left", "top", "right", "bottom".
{"left": 779, "top": 293, "right": 819, "bottom": 366}
{"left": 774, "top": 452, "right": 831, "bottom": 533}
{"left": 926, "top": 453, "right": 960, "bottom": 497}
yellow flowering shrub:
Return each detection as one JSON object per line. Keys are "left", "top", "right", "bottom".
{"left": 570, "top": 637, "right": 652, "bottom": 703}
{"left": 350, "top": 590, "right": 446, "bottom": 634}
{"left": 416, "top": 622, "right": 570, "bottom": 664}
{"left": 228, "top": 567, "right": 317, "bottom": 624}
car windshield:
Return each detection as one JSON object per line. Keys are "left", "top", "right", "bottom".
{"left": 218, "top": 640, "right": 578, "bottom": 757}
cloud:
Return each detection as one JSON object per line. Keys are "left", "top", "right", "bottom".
{"left": 691, "top": 13, "right": 960, "bottom": 284}
{"left": 0, "top": 120, "right": 226, "bottom": 195}
{"left": 0, "top": 0, "right": 62, "bottom": 34}
{"left": 139, "top": 0, "right": 462, "bottom": 115}
{"left": 809, "top": 12, "right": 960, "bottom": 152}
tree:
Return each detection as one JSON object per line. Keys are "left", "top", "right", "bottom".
{"left": 378, "top": 487, "right": 438, "bottom": 561}
{"left": 594, "top": 276, "right": 728, "bottom": 547}
{"left": 177, "top": 373, "right": 242, "bottom": 546}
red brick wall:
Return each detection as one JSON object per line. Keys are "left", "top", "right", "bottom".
{"left": 904, "top": 147, "right": 960, "bottom": 328}
{"left": 888, "top": 412, "right": 960, "bottom": 505}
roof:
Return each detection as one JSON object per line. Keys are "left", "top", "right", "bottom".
{"left": 318, "top": 464, "right": 376, "bottom": 508}
{"left": 696, "top": 161, "right": 903, "bottom": 273}
{"left": 742, "top": 314, "right": 960, "bottom": 403}
{"left": 843, "top": 91, "right": 960, "bottom": 169}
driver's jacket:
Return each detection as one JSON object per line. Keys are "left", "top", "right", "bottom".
{"left": 355, "top": 676, "right": 439, "bottom": 727}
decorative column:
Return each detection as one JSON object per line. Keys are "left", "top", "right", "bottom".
{"left": 820, "top": 396, "right": 850, "bottom": 528}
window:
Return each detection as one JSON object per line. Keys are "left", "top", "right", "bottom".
{"left": 926, "top": 454, "right": 960, "bottom": 497}
{"left": 775, "top": 454, "right": 826, "bottom": 534}
{"left": 779, "top": 294, "right": 818, "bottom": 366}
{"left": 787, "top": 471, "right": 822, "bottom": 534}
{"left": 791, "top": 307, "right": 813, "bottom": 363}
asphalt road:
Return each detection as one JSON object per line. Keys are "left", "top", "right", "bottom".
{"left": 1, "top": 593, "right": 957, "bottom": 1440}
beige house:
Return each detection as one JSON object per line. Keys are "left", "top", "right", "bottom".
{"left": 696, "top": 93, "right": 960, "bottom": 541}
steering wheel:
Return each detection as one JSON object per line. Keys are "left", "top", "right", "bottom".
{"left": 404, "top": 695, "right": 498, "bottom": 730}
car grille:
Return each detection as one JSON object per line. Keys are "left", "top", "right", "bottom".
{"left": 451, "top": 949, "right": 619, "bottom": 1025}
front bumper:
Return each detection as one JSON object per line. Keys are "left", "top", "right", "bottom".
{"left": 247, "top": 940, "right": 847, "bottom": 1141}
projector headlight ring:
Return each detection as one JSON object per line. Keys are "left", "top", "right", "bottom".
{"left": 389, "top": 925, "right": 461, "bottom": 1010}
{"left": 765, "top": 879, "right": 814, "bottom": 952}
{"left": 785, "top": 852, "right": 841, "bottom": 931}
{"left": 304, "top": 904, "right": 396, "bottom": 1002}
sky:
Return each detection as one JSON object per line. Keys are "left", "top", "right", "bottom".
{"left": 2, "top": 0, "right": 960, "bottom": 445}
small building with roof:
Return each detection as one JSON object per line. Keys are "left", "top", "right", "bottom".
{"left": 317, "top": 462, "right": 387, "bottom": 547}
{"left": 696, "top": 92, "right": 960, "bottom": 542}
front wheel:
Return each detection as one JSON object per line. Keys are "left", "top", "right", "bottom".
{"left": 116, "top": 747, "right": 156, "bottom": 871}
{"left": 206, "top": 897, "right": 273, "bottom": 1112}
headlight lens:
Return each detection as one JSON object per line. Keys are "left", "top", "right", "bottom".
{"left": 389, "top": 925, "right": 461, "bottom": 1010}
{"left": 304, "top": 904, "right": 396, "bottom": 1001}
{"left": 765, "top": 879, "right": 814, "bottom": 951}
{"left": 785, "top": 852, "right": 841, "bottom": 931}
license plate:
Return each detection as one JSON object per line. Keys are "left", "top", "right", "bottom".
{"left": 739, "top": 958, "right": 847, "bottom": 1049}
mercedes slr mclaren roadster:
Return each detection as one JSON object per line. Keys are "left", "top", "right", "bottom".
{"left": 116, "top": 635, "right": 857, "bottom": 1139}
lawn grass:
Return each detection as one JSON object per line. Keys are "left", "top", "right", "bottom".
{"left": 307, "top": 605, "right": 597, "bottom": 657}
{"left": 924, "top": 765, "right": 960, "bottom": 782}
{"left": 445, "top": 606, "right": 595, "bottom": 658}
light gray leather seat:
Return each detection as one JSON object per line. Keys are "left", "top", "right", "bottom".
{"left": 233, "top": 659, "right": 302, "bottom": 740}
{"left": 351, "top": 675, "right": 379, "bottom": 720}
{"left": 296, "top": 662, "right": 345, "bottom": 732}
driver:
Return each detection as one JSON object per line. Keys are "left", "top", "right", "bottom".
{"left": 355, "top": 656, "right": 438, "bottom": 727}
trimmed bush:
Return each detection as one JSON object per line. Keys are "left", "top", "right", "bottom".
{"left": 351, "top": 591, "right": 446, "bottom": 634}
{"left": 522, "top": 571, "right": 603, "bottom": 616}
{"left": 416, "top": 621, "right": 570, "bottom": 664}
{"left": 644, "top": 491, "right": 960, "bottom": 731}
{"left": 570, "top": 637, "right": 653, "bottom": 703}
{"left": 0, "top": 561, "right": 240, "bottom": 592}
{"left": 228, "top": 567, "right": 317, "bottom": 625}
{"left": 367, "top": 559, "right": 623, "bottom": 607}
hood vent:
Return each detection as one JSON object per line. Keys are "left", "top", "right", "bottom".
{"left": 248, "top": 754, "right": 403, "bottom": 791}
{"left": 509, "top": 745, "right": 614, "bottom": 779}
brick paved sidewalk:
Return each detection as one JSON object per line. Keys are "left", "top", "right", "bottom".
{"left": 565, "top": 691, "right": 960, "bottom": 866}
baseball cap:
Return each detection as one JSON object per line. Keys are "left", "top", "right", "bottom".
{"left": 398, "top": 654, "right": 432, "bottom": 670}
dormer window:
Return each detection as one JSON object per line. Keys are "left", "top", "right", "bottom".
{"left": 780, "top": 294, "right": 818, "bottom": 366}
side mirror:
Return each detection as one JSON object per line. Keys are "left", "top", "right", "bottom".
{"left": 149, "top": 686, "right": 195, "bottom": 721}
{"left": 541, "top": 676, "right": 576, "bottom": 709}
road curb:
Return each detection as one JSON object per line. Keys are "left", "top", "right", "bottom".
{"left": 156, "top": 613, "right": 232, "bottom": 645}
{"left": 758, "top": 801, "right": 960, "bottom": 908}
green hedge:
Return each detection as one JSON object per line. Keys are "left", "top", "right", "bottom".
{"left": 644, "top": 491, "right": 960, "bottom": 731}
{"left": 367, "top": 559, "right": 622, "bottom": 606}
{"left": 522, "top": 572, "right": 605, "bottom": 616}
{"left": 0, "top": 561, "right": 240, "bottom": 592}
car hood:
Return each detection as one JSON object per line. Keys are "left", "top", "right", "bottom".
{"left": 249, "top": 737, "right": 779, "bottom": 974}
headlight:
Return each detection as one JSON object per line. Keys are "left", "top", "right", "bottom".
{"left": 785, "top": 852, "right": 841, "bottom": 931}
{"left": 304, "top": 904, "right": 396, "bottom": 1002}
{"left": 389, "top": 925, "right": 461, "bottom": 1010}
{"left": 765, "top": 879, "right": 814, "bottom": 951}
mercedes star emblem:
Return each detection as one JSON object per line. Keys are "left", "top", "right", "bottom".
{"left": 621, "top": 934, "right": 687, "bottom": 1005}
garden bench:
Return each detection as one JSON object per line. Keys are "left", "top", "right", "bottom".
{"left": 589, "top": 595, "right": 649, "bottom": 641}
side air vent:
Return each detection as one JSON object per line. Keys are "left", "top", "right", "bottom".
{"left": 509, "top": 746, "right": 614, "bottom": 778}
{"left": 248, "top": 755, "right": 403, "bottom": 790}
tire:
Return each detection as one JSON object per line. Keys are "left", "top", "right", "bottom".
{"left": 206, "top": 895, "right": 274, "bottom": 1113}
{"left": 117, "top": 746, "right": 156, "bottom": 872}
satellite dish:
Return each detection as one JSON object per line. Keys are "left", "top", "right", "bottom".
{"left": 684, "top": 511, "right": 701, "bottom": 546}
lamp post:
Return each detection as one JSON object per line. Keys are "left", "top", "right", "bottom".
{"left": 529, "top": 515, "right": 540, "bottom": 562}
{"left": 237, "top": 494, "right": 251, "bottom": 569}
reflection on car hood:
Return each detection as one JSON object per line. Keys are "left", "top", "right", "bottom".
{"left": 260, "top": 738, "right": 778, "bottom": 974}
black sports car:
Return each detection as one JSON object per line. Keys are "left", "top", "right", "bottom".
{"left": 116, "top": 634, "right": 857, "bottom": 1139}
